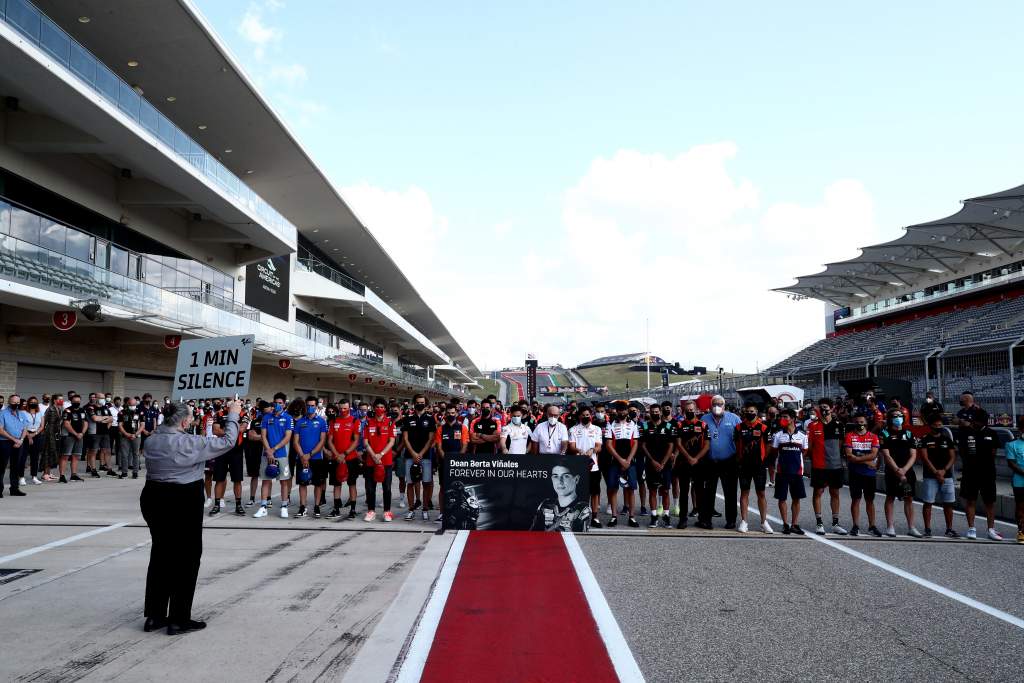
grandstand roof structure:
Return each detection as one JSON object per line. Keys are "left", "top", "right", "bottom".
{"left": 775, "top": 182, "right": 1024, "bottom": 307}
{"left": 579, "top": 353, "right": 665, "bottom": 368}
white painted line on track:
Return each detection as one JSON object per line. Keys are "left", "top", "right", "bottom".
{"left": 564, "top": 532, "right": 646, "bottom": 682}
{"left": 395, "top": 530, "right": 469, "bottom": 683}
{"left": 0, "top": 540, "right": 151, "bottom": 603}
{"left": 717, "top": 493, "right": 1024, "bottom": 630}
{"left": 0, "top": 521, "right": 133, "bottom": 565}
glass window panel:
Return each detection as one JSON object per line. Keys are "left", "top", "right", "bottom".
{"left": 39, "top": 16, "right": 70, "bottom": 64}
{"left": 139, "top": 99, "right": 160, "bottom": 136}
{"left": 157, "top": 115, "right": 175, "bottom": 147}
{"left": 6, "top": 0, "right": 41, "bottom": 42}
{"left": 0, "top": 201, "right": 9, "bottom": 235}
{"left": 39, "top": 220, "right": 65, "bottom": 253}
{"left": 143, "top": 257, "right": 161, "bottom": 286}
{"left": 10, "top": 207, "right": 40, "bottom": 243}
{"left": 128, "top": 253, "right": 139, "bottom": 279}
{"left": 109, "top": 245, "right": 128, "bottom": 276}
{"left": 174, "top": 127, "right": 191, "bottom": 155}
{"left": 64, "top": 229, "right": 91, "bottom": 262}
{"left": 94, "top": 63, "right": 120, "bottom": 105}
{"left": 69, "top": 41, "right": 95, "bottom": 84}
{"left": 118, "top": 81, "right": 140, "bottom": 119}
{"left": 93, "top": 240, "right": 108, "bottom": 268}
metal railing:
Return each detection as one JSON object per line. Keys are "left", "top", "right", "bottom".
{"left": 0, "top": 0, "right": 297, "bottom": 248}
{"left": 296, "top": 256, "right": 365, "bottom": 295}
{"left": 165, "top": 287, "right": 260, "bottom": 321}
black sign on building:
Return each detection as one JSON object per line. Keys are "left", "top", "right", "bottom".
{"left": 245, "top": 254, "right": 290, "bottom": 321}
{"left": 525, "top": 357, "right": 538, "bottom": 402}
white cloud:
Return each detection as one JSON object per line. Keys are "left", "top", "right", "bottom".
{"left": 268, "top": 63, "right": 308, "bottom": 86}
{"left": 238, "top": 9, "right": 280, "bottom": 58}
{"left": 341, "top": 143, "right": 885, "bottom": 375}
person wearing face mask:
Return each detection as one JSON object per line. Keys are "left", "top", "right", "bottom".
{"left": 500, "top": 406, "right": 532, "bottom": 455}
{"left": 436, "top": 404, "right": 469, "bottom": 523}
{"left": 0, "top": 393, "right": 30, "bottom": 496}
{"left": 326, "top": 399, "right": 361, "bottom": 519}
{"left": 117, "top": 396, "right": 144, "bottom": 480}
{"left": 735, "top": 402, "right": 772, "bottom": 534}
{"left": 40, "top": 393, "right": 64, "bottom": 481}
{"left": 920, "top": 391, "right": 943, "bottom": 423}
{"left": 770, "top": 409, "right": 808, "bottom": 534}
{"left": 603, "top": 401, "right": 640, "bottom": 527}
{"left": 955, "top": 391, "right": 981, "bottom": 430}
{"left": 60, "top": 394, "right": 88, "bottom": 482}
{"left": 808, "top": 399, "right": 847, "bottom": 535}
{"left": 844, "top": 415, "right": 882, "bottom": 537}
{"left": 292, "top": 396, "right": 328, "bottom": 519}
{"left": 673, "top": 400, "right": 708, "bottom": 527}
{"left": 879, "top": 408, "right": 922, "bottom": 538}
{"left": 82, "top": 393, "right": 103, "bottom": 478}
{"left": 469, "top": 402, "right": 501, "bottom": 454}
{"left": 699, "top": 395, "right": 742, "bottom": 530}
{"left": 640, "top": 404, "right": 675, "bottom": 528}
{"left": 764, "top": 405, "right": 781, "bottom": 488}
{"left": 568, "top": 406, "right": 604, "bottom": 527}
{"left": 254, "top": 392, "right": 295, "bottom": 519}
{"left": 531, "top": 404, "right": 569, "bottom": 456}
{"left": 401, "top": 395, "right": 438, "bottom": 521}
{"left": 23, "top": 397, "right": 44, "bottom": 486}
{"left": 363, "top": 398, "right": 397, "bottom": 522}
{"left": 243, "top": 402, "right": 269, "bottom": 507}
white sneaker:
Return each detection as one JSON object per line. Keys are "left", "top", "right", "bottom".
{"left": 737, "top": 520, "right": 749, "bottom": 533}
{"left": 18, "top": 477, "right": 26, "bottom": 486}
{"left": 398, "top": 498, "right": 406, "bottom": 509}
{"left": 606, "top": 504, "right": 613, "bottom": 515}
{"left": 762, "top": 520, "right": 774, "bottom": 534}
{"left": 31, "top": 476, "right": 42, "bottom": 485}
{"left": 831, "top": 524, "right": 848, "bottom": 535}
{"left": 204, "top": 497, "right": 213, "bottom": 508}
{"left": 815, "top": 523, "right": 825, "bottom": 535}
{"left": 422, "top": 510, "right": 429, "bottom": 520}
{"left": 987, "top": 528, "right": 1004, "bottom": 541}
{"left": 966, "top": 527, "right": 977, "bottom": 540}
{"left": 254, "top": 506, "right": 268, "bottom": 518}
{"left": 404, "top": 510, "right": 415, "bottom": 521}
{"left": 766, "top": 480, "right": 774, "bottom": 488}
{"left": 907, "top": 527, "right": 923, "bottom": 538}
{"left": 280, "top": 506, "right": 289, "bottom": 519}
{"left": 885, "top": 526, "right": 896, "bottom": 538}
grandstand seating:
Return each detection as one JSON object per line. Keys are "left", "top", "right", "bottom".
{"left": 579, "top": 352, "right": 666, "bottom": 368}
{"left": 769, "top": 294, "right": 1024, "bottom": 373}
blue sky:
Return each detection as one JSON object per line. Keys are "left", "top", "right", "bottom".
{"left": 196, "top": 0, "right": 1024, "bottom": 372}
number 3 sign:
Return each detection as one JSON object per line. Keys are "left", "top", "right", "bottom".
{"left": 53, "top": 310, "right": 78, "bottom": 331}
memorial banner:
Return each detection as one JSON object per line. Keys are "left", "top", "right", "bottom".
{"left": 442, "top": 454, "right": 591, "bottom": 532}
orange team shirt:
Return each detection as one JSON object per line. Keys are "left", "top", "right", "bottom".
{"left": 363, "top": 416, "right": 397, "bottom": 466}
{"left": 806, "top": 420, "right": 826, "bottom": 469}
{"left": 329, "top": 415, "right": 361, "bottom": 461}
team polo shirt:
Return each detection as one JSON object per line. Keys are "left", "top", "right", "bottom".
{"left": 402, "top": 413, "right": 437, "bottom": 453}
{"left": 957, "top": 427, "right": 998, "bottom": 472}
{"left": 641, "top": 420, "right": 676, "bottom": 460}
{"left": 0, "top": 407, "right": 27, "bottom": 441}
{"left": 675, "top": 418, "right": 707, "bottom": 458}
{"left": 569, "top": 423, "right": 603, "bottom": 472}
{"left": 735, "top": 419, "right": 770, "bottom": 466}
{"left": 771, "top": 429, "right": 807, "bottom": 475}
{"left": 62, "top": 405, "right": 88, "bottom": 436}
{"left": 879, "top": 428, "right": 916, "bottom": 468}
{"left": 295, "top": 415, "right": 328, "bottom": 459}
{"left": 805, "top": 419, "right": 825, "bottom": 469}
{"left": 501, "top": 422, "right": 532, "bottom": 455}
{"left": 84, "top": 403, "right": 100, "bottom": 435}
{"left": 364, "top": 416, "right": 396, "bottom": 465}
{"left": 329, "top": 415, "right": 361, "bottom": 460}
{"left": 918, "top": 431, "right": 955, "bottom": 479}
{"left": 702, "top": 412, "right": 742, "bottom": 461}
{"left": 603, "top": 420, "right": 639, "bottom": 459}
{"left": 844, "top": 430, "right": 880, "bottom": 476}
{"left": 261, "top": 411, "right": 294, "bottom": 458}
{"left": 119, "top": 406, "right": 142, "bottom": 435}
{"left": 1004, "top": 439, "right": 1024, "bottom": 488}
{"left": 437, "top": 419, "right": 469, "bottom": 454}
{"left": 821, "top": 419, "right": 846, "bottom": 470}
{"left": 470, "top": 417, "right": 500, "bottom": 454}
{"left": 142, "top": 405, "right": 161, "bottom": 432}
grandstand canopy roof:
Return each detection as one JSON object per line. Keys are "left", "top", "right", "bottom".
{"left": 775, "top": 182, "right": 1024, "bottom": 307}
{"left": 579, "top": 353, "right": 664, "bottom": 368}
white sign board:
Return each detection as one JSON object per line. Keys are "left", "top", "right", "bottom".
{"left": 173, "top": 335, "right": 255, "bottom": 399}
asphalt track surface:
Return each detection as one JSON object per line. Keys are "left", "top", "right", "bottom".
{"left": 0, "top": 475, "right": 1020, "bottom": 681}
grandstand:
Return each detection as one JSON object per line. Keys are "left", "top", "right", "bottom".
{"left": 769, "top": 181, "right": 1024, "bottom": 417}
{"left": 579, "top": 353, "right": 667, "bottom": 369}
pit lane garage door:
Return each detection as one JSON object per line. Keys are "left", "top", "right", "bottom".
{"left": 16, "top": 364, "right": 103, "bottom": 399}
{"left": 124, "top": 373, "right": 174, "bottom": 400}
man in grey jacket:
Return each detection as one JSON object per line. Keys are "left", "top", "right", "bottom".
{"left": 141, "top": 399, "right": 240, "bottom": 635}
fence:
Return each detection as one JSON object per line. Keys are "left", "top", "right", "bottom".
{"left": 597, "top": 342, "right": 1024, "bottom": 419}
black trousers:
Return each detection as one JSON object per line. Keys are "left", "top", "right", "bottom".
{"left": 674, "top": 460, "right": 703, "bottom": 519}
{"left": 140, "top": 479, "right": 204, "bottom": 622}
{"left": 364, "top": 465, "right": 393, "bottom": 511}
{"left": 0, "top": 440, "right": 22, "bottom": 491}
{"left": 701, "top": 457, "right": 737, "bottom": 525}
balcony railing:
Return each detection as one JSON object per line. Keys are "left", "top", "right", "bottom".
{"left": 0, "top": 0, "right": 297, "bottom": 248}
{"left": 297, "top": 256, "right": 365, "bottom": 296}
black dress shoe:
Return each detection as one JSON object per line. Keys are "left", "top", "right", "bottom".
{"left": 143, "top": 617, "right": 167, "bottom": 632}
{"left": 9, "top": 489, "right": 26, "bottom": 496}
{"left": 167, "top": 619, "right": 207, "bottom": 635}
